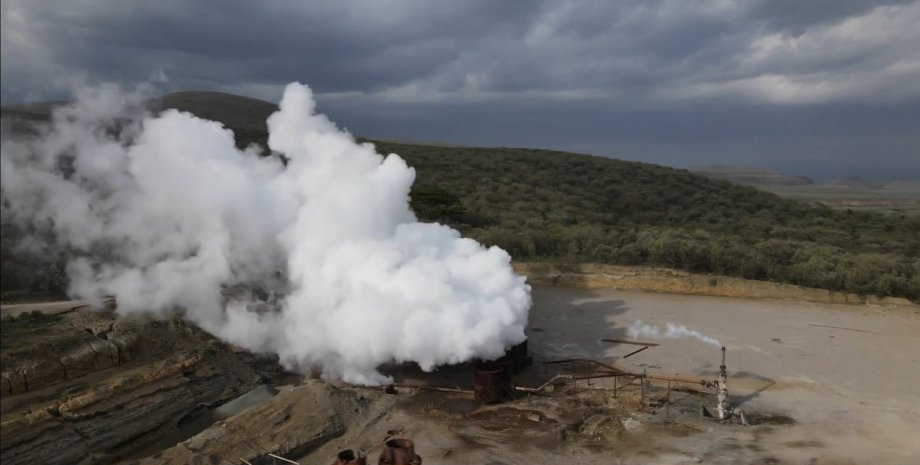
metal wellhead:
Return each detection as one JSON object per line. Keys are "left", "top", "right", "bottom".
{"left": 378, "top": 438, "right": 421, "bottom": 465}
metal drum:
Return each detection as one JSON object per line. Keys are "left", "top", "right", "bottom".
{"left": 378, "top": 438, "right": 421, "bottom": 465}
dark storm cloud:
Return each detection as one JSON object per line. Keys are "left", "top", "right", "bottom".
{"left": 2, "top": 1, "right": 534, "bottom": 97}
{"left": 2, "top": 0, "right": 918, "bottom": 179}
{"left": 748, "top": 0, "right": 915, "bottom": 29}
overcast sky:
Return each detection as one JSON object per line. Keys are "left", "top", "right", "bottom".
{"left": 2, "top": 0, "right": 918, "bottom": 180}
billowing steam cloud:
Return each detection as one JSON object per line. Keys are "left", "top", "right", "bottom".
{"left": 626, "top": 320, "right": 721, "bottom": 347}
{"left": 0, "top": 82, "right": 531, "bottom": 384}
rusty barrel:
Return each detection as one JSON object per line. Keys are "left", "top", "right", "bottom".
{"left": 474, "top": 360, "right": 511, "bottom": 403}
{"left": 335, "top": 449, "right": 367, "bottom": 465}
{"left": 378, "top": 438, "right": 421, "bottom": 465}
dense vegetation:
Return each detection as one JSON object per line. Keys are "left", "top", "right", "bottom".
{"left": 3, "top": 104, "right": 918, "bottom": 302}
{"left": 365, "top": 141, "right": 918, "bottom": 301}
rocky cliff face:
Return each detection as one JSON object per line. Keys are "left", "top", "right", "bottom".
{"left": 2, "top": 318, "right": 141, "bottom": 397}
{"left": 0, "top": 309, "right": 274, "bottom": 465}
{"left": 130, "top": 381, "right": 395, "bottom": 465}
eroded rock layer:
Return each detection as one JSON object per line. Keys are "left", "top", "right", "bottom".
{"left": 0, "top": 308, "right": 274, "bottom": 465}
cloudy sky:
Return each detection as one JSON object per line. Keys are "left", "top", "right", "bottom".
{"left": 2, "top": 0, "right": 918, "bottom": 180}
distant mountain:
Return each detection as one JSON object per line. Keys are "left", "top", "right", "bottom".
{"left": 694, "top": 165, "right": 813, "bottom": 187}
{"left": 824, "top": 176, "right": 881, "bottom": 189}
{"left": 0, "top": 101, "right": 65, "bottom": 121}
{"left": 1, "top": 91, "right": 278, "bottom": 132}
{"left": 151, "top": 91, "right": 277, "bottom": 132}
{"left": 695, "top": 166, "right": 919, "bottom": 215}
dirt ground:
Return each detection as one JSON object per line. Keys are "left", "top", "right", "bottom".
{"left": 519, "top": 285, "right": 920, "bottom": 464}
{"left": 303, "top": 285, "right": 920, "bottom": 464}
{"left": 4, "top": 286, "right": 918, "bottom": 464}
{"left": 0, "top": 300, "right": 92, "bottom": 317}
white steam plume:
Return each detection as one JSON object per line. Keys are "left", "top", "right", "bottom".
{"left": 0, "top": 82, "right": 531, "bottom": 385}
{"left": 626, "top": 320, "right": 721, "bottom": 347}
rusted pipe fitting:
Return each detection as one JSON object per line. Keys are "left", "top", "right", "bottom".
{"left": 335, "top": 449, "right": 367, "bottom": 465}
{"left": 378, "top": 438, "right": 421, "bottom": 465}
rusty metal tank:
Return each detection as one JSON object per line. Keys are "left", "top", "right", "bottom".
{"left": 474, "top": 359, "right": 512, "bottom": 403}
{"left": 335, "top": 449, "right": 367, "bottom": 465}
{"left": 378, "top": 438, "right": 421, "bottom": 465}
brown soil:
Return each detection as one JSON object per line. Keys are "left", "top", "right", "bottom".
{"left": 515, "top": 262, "right": 915, "bottom": 306}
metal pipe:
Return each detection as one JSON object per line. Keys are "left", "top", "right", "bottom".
{"left": 601, "top": 338, "right": 660, "bottom": 347}
{"left": 622, "top": 346, "right": 650, "bottom": 359}
{"left": 640, "top": 370, "right": 646, "bottom": 410}
{"left": 392, "top": 384, "right": 474, "bottom": 394}
{"left": 644, "top": 373, "right": 714, "bottom": 386}
{"left": 572, "top": 373, "right": 623, "bottom": 381}
{"left": 514, "top": 372, "right": 624, "bottom": 393}
{"left": 540, "top": 358, "right": 719, "bottom": 390}
{"left": 514, "top": 374, "right": 575, "bottom": 392}
{"left": 540, "top": 359, "right": 713, "bottom": 386}
{"left": 541, "top": 358, "right": 624, "bottom": 373}
{"left": 666, "top": 380, "right": 671, "bottom": 418}
{"left": 717, "top": 346, "right": 729, "bottom": 420}
{"left": 267, "top": 453, "right": 299, "bottom": 465}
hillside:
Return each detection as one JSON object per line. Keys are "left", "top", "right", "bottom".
{"left": 695, "top": 166, "right": 920, "bottom": 215}
{"left": 693, "top": 165, "right": 813, "bottom": 187}
{"left": 1, "top": 91, "right": 274, "bottom": 140}
{"left": 759, "top": 181, "right": 920, "bottom": 215}
{"left": 374, "top": 141, "right": 919, "bottom": 300}
{"left": 2, "top": 93, "right": 918, "bottom": 301}
{"left": 152, "top": 91, "right": 275, "bottom": 131}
